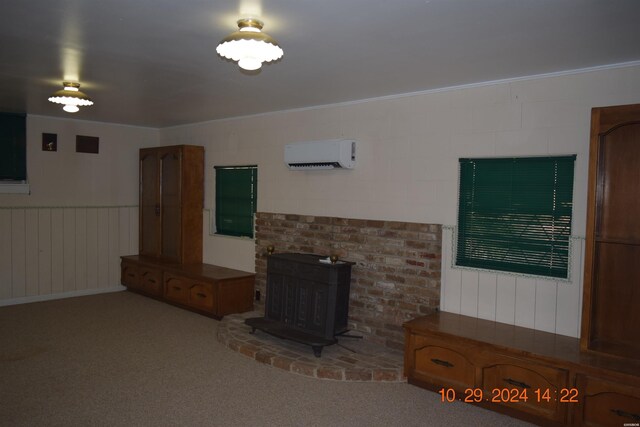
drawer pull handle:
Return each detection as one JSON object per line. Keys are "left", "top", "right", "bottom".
{"left": 430, "top": 358, "right": 454, "bottom": 368}
{"left": 611, "top": 409, "right": 640, "bottom": 421}
{"left": 196, "top": 292, "right": 207, "bottom": 298}
{"left": 502, "top": 378, "right": 531, "bottom": 389}
{"left": 172, "top": 286, "right": 181, "bottom": 291}
{"left": 148, "top": 279, "right": 156, "bottom": 284}
{"left": 127, "top": 273, "right": 135, "bottom": 278}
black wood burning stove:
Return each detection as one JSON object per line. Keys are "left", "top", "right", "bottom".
{"left": 245, "top": 253, "right": 354, "bottom": 357}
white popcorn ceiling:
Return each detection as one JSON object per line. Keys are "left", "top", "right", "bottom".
{"left": 1, "top": 0, "right": 639, "bottom": 128}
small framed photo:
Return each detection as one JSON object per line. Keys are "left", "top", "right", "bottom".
{"left": 42, "top": 133, "right": 57, "bottom": 151}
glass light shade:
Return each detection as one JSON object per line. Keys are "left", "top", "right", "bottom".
{"left": 63, "top": 105, "right": 80, "bottom": 113}
{"left": 217, "top": 19, "right": 283, "bottom": 70}
{"left": 238, "top": 56, "right": 262, "bottom": 71}
{"left": 48, "top": 82, "right": 93, "bottom": 112}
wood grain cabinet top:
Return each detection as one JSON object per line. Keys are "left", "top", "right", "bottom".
{"left": 121, "top": 255, "right": 254, "bottom": 319}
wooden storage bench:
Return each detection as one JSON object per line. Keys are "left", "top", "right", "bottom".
{"left": 121, "top": 255, "right": 254, "bottom": 319}
{"left": 404, "top": 312, "right": 640, "bottom": 426}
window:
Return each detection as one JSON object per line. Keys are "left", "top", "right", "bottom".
{"left": 456, "top": 156, "right": 576, "bottom": 279}
{"left": 0, "top": 112, "right": 26, "bottom": 181}
{"left": 214, "top": 165, "right": 257, "bottom": 238}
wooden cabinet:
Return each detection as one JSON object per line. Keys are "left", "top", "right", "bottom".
{"left": 480, "top": 357, "right": 569, "bottom": 422}
{"left": 121, "top": 145, "right": 255, "bottom": 318}
{"left": 582, "top": 104, "right": 640, "bottom": 359}
{"left": 406, "top": 334, "right": 478, "bottom": 391}
{"left": 246, "top": 253, "right": 354, "bottom": 356}
{"left": 121, "top": 261, "right": 162, "bottom": 297}
{"left": 576, "top": 375, "right": 640, "bottom": 426}
{"left": 121, "top": 260, "right": 140, "bottom": 290}
{"left": 164, "top": 273, "right": 217, "bottom": 313}
{"left": 138, "top": 265, "right": 163, "bottom": 297}
{"left": 139, "top": 145, "right": 204, "bottom": 264}
{"left": 124, "top": 145, "right": 254, "bottom": 318}
{"left": 404, "top": 312, "right": 640, "bottom": 426}
{"left": 121, "top": 255, "right": 254, "bottom": 319}
{"left": 163, "top": 273, "right": 192, "bottom": 305}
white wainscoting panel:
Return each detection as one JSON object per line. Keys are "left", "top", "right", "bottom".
{"left": 0, "top": 206, "right": 139, "bottom": 305}
{"left": 477, "top": 272, "right": 497, "bottom": 321}
{"left": 441, "top": 227, "right": 585, "bottom": 338}
{"left": 0, "top": 210, "right": 12, "bottom": 299}
{"left": 11, "top": 209, "right": 26, "bottom": 298}
{"left": 37, "top": 209, "right": 52, "bottom": 296}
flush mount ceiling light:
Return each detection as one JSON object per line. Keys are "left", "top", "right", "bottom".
{"left": 48, "top": 81, "right": 94, "bottom": 113}
{"left": 216, "top": 18, "right": 283, "bottom": 71}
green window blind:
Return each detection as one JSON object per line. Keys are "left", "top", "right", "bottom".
{"left": 215, "top": 165, "right": 257, "bottom": 238}
{"left": 0, "top": 113, "right": 26, "bottom": 181}
{"left": 456, "top": 156, "right": 576, "bottom": 279}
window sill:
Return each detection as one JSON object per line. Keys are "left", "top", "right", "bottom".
{"left": 0, "top": 182, "right": 30, "bottom": 194}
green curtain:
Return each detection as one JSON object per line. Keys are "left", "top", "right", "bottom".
{"left": 215, "top": 166, "right": 257, "bottom": 237}
{"left": 457, "top": 156, "right": 576, "bottom": 279}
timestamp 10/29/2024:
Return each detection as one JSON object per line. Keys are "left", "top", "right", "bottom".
{"left": 439, "top": 387, "right": 579, "bottom": 404}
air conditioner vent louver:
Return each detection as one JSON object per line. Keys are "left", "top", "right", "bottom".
{"left": 288, "top": 162, "right": 340, "bottom": 169}
{"left": 284, "top": 140, "right": 356, "bottom": 170}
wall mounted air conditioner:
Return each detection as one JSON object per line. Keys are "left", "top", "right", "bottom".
{"left": 284, "top": 139, "right": 356, "bottom": 170}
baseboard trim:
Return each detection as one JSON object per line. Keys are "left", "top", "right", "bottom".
{"left": 0, "top": 286, "right": 126, "bottom": 307}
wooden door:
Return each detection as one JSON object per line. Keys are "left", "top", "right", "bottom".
{"left": 582, "top": 104, "right": 640, "bottom": 359}
{"left": 159, "top": 147, "right": 182, "bottom": 261}
{"left": 139, "top": 149, "right": 160, "bottom": 257}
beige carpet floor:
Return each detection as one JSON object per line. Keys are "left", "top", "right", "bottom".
{"left": 0, "top": 291, "right": 530, "bottom": 426}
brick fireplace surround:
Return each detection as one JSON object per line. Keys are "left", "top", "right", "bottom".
{"left": 253, "top": 212, "right": 442, "bottom": 351}
{"left": 216, "top": 212, "right": 442, "bottom": 381}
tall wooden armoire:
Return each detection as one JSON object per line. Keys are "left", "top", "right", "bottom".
{"left": 122, "top": 144, "right": 255, "bottom": 318}
{"left": 139, "top": 145, "right": 204, "bottom": 264}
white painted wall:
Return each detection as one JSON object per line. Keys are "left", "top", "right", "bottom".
{"left": 2, "top": 115, "right": 159, "bottom": 206}
{"left": 160, "top": 64, "right": 640, "bottom": 337}
{"left": 0, "top": 116, "right": 158, "bottom": 305}
{"left": 2, "top": 65, "right": 639, "bottom": 336}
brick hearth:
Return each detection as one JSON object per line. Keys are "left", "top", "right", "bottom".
{"left": 218, "top": 311, "right": 405, "bottom": 382}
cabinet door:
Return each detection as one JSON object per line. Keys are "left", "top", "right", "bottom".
{"left": 164, "top": 273, "right": 190, "bottom": 304}
{"left": 583, "top": 104, "right": 640, "bottom": 359}
{"left": 159, "top": 147, "right": 182, "bottom": 262}
{"left": 139, "top": 266, "right": 163, "bottom": 297}
{"left": 576, "top": 375, "right": 640, "bottom": 427}
{"left": 188, "top": 282, "right": 215, "bottom": 312}
{"left": 121, "top": 261, "right": 140, "bottom": 289}
{"left": 164, "top": 273, "right": 216, "bottom": 314}
{"left": 481, "top": 358, "right": 568, "bottom": 422}
{"left": 139, "top": 150, "right": 160, "bottom": 257}
{"left": 406, "top": 334, "right": 477, "bottom": 392}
